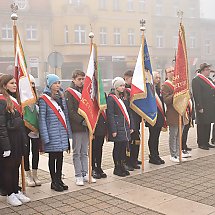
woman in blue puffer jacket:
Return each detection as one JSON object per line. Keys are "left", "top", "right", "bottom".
{"left": 39, "top": 74, "right": 72, "bottom": 192}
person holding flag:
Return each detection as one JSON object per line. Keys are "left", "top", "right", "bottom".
{"left": 162, "top": 67, "right": 188, "bottom": 162}
{"left": 145, "top": 71, "right": 166, "bottom": 165}
{"left": 107, "top": 77, "right": 134, "bottom": 177}
{"left": 39, "top": 74, "right": 71, "bottom": 192}
{"left": 65, "top": 70, "right": 96, "bottom": 186}
{"left": 192, "top": 63, "right": 215, "bottom": 150}
{"left": 24, "top": 74, "right": 41, "bottom": 187}
{"left": 0, "top": 74, "right": 30, "bottom": 206}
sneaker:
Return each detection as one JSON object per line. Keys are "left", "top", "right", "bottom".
{"left": 182, "top": 150, "right": 191, "bottom": 158}
{"left": 170, "top": 156, "right": 179, "bottom": 163}
{"left": 15, "top": 191, "right": 31, "bottom": 203}
{"left": 75, "top": 177, "right": 84, "bottom": 186}
{"left": 7, "top": 193, "right": 22, "bottom": 206}
{"left": 83, "top": 174, "right": 96, "bottom": 183}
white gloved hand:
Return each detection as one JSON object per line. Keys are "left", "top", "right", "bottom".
{"left": 3, "top": 150, "right": 11, "bottom": 157}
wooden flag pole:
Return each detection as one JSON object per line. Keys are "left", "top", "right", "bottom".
{"left": 141, "top": 119, "right": 145, "bottom": 172}
{"left": 88, "top": 28, "right": 94, "bottom": 184}
{"left": 11, "top": 3, "right": 26, "bottom": 193}
{"left": 179, "top": 115, "right": 182, "bottom": 163}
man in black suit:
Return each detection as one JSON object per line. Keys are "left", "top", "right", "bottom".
{"left": 192, "top": 63, "right": 215, "bottom": 150}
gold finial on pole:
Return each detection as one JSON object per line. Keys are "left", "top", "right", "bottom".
{"left": 177, "top": 10, "right": 183, "bottom": 23}
{"left": 140, "top": 19, "right": 146, "bottom": 33}
{"left": 11, "top": 3, "right": 18, "bottom": 24}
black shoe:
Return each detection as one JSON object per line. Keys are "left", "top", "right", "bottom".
{"left": 97, "top": 168, "right": 107, "bottom": 178}
{"left": 92, "top": 169, "right": 101, "bottom": 179}
{"left": 208, "top": 144, "right": 215, "bottom": 148}
{"left": 0, "top": 188, "right": 7, "bottom": 196}
{"left": 124, "top": 164, "right": 134, "bottom": 171}
{"left": 121, "top": 164, "right": 130, "bottom": 176}
{"left": 137, "top": 160, "right": 142, "bottom": 165}
{"left": 158, "top": 157, "right": 165, "bottom": 164}
{"left": 113, "top": 167, "right": 126, "bottom": 177}
{"left": 198, "top": 145, "right": 209, "bottom": 150}
{"left": 149, "top": 158, "right": 162, "bottom": 165}
{"left": 131, "top": 163, "right": 141, "bottom": 169}
{"left": 58, "top": 180, "right": 69, "bottom": 190}
{"left": 51, "top": 182, "right": 64, "bottom": 192}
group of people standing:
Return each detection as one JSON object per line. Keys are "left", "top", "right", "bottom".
{"left": 0, "top": 62, "right": 214, "bottom": 207}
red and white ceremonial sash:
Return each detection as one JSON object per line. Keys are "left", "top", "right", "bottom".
{"left": 109, "top": 94, "right": 130, "bottom": 126}
{"left": 0, "top": 94, "right": 22, "bottom": 115}
{"left": 66, "top": 88, "right": 81, "bottom": 102}
{"left": 125, "top": 88, "right": 131, "bottom": 93}
{"left": 101, "top": 110, "right": 107, "bottom": 121}
{"left": 163, "top": 80, "right": 174, "bottom": 91}
{"left": 197, "top": 74, "right": 215, "bottom": 89}
{"left": 185, "top": 99, "right": 193, "bottom": 120}
{"left": 155, "top": 93, "right": 167, "bottom": 129}
{"left": 41, "top": 94, "right": 68, "bottom": 132}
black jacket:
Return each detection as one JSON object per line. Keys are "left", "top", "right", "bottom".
{"left": 146, "top": 86, "right": 165, "bottom": 128}
{"left": 0, "top": 99, "right": 26, "bottom": 159}
{"left": 107, "top": 92, "right": 134, "bottom": 142}
{"left": 94, "top": 113, "right": 107, "bottom": 137}
{"left": 65, "top": 83, "right": 88, "bottom": 133}
{"left": 192, "top": 75, "right": 215, "bottom": 124}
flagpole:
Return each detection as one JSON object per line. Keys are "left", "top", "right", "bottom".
{"left": 88, "top": 29, "right": 94, "bottom": 183}
{"left": 11, "top": 3, "right": 26, "bottom": 193}
{"left": 140, "top": 19, "right": 146, "bottom": 172}
{"left": 177, "top": 10, "right": 184, "bottom": 164}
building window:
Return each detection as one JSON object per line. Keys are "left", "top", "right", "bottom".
{"left": 155, "top": 0, "right": 162, "bottom": 16}
{"left": 74, "top": 25, "right": 86, "bottom": 44}
{"left": 2, "top": 24, "right": 12, "bottom": 40}
{"left": 128, "top": 28, "right": 135, "bottom": 46}
{"left": 114, "top": 28, "right": 121, "bottom": 45}
{"left": 15, "top": 0, "right": 28, "bottom": 10}
{"left": 139, "top": 0, "right": 145, "bottom": 12}
{"left": 127, "top": 0, "right": 134, "bottom": 11}
{"left": 189, "top": 33, "right": 196, "bottom": 49}
{"left": 99, "top": 27, "right": 107, "bottom": 45}
{"left": 113, "top": 0, "right": 120, "bottom": 11}
{"left": 189, "top": 7, "right": 195, "bottom": 18}
{"left": 205, "top": 40, "right": 211, "bottom": 55}
{"left": 64, "top": 25, "right": 69, "bottom": 44}
{"left": 156, "top": 31, "right": 164, "bottom": 48}
{"left": 69, "top": 0, "right": 81, "bottom": 7}
{"left": 99, "top": 0, "right": 107, "bottom": 10}
{"left": 26, "top": 24, "right": 37, "bottom": 40}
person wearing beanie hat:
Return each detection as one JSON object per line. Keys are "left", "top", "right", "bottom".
{"left": 46, "top": 74, "right": 60, "bottom": 88}
{"left": 112, "top": 77, "right": 125, "bottom": 89}
{"left": 39, "top": 74, "right": 72, "bottom": 192}
{"left": 107, "top": 76, "right": 134, "bottom": 177}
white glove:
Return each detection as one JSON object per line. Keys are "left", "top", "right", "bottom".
{"left": 3, "top": 150, "right": 11, "bottom": 157}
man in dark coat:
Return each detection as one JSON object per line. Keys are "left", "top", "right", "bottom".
{"left": 192, "top": 63, "right": 215, "bottom": 150}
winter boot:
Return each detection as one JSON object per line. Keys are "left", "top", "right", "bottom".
{"left": 25, "top": 171, "right": 36, "bottom": 187}
{"left": 113, "top": 162, "right": 126, "bottom": 177}
{"left": 51, "top": 174, "right": 64, "bottom": 192}
{"left": 32, "top": 169, "right": 42, "bottom": 186}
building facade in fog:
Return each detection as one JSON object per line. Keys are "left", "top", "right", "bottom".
{"left": 0, "top": 0, "right": 214, "bottom": 88}
{"left": 0, "top": 0, "right": 52, "bottom": 86}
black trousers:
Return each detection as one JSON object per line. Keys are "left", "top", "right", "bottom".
{"left": 92, "top": 135, "right": 105, "bottom": 170}
{"left": 2, "top": 157, "right": 21, "bottom": 195}
{"left": 24, "top": 137, "right": 40, "bottom": 171}
{"left": 197, "top": 124, "right": 211, "bottom": 147}
{"left": 48, "top": 152, "right": 63, "bottom": 181}
{"left": 0, "top": 161, "right": 3, "bottom": 191}
{"left": 148, "top": 127, "right": 161, "bottom": 158}
{"left": 212, "top": 124, "right": 215, "bottom": 143}
{"left": 182, "top": 124, "right": 190, "bottom": 150}
{"left": 113, "top": 141, "right": 127, "bottom": 165}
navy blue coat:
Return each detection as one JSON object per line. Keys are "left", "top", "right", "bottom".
{"left": 107, "top": 92, "right": 134, "bottom": 142}
{"left": 39, "top": 90, "right": 72, "bottom": 152}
